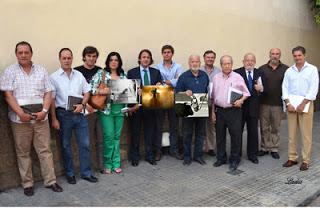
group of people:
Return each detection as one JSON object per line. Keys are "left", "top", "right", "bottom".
{"left": 0, "top": 41, "right": 318, "bottom": 197}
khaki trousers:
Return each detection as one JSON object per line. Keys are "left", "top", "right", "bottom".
{"left": 287, "top": 102, "right": 314, "bottom": 164}
{"left": 11, "top": 120, "right": 56, "bottom": 188}
{"left": 203, "top": 106, "right": 216, "bottom": 152}
{"left": 259, "top": 104, "right": 282, "bottom": 152}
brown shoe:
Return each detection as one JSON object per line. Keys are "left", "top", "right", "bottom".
{"left": 300, "top": 162, "right": 309, "bottom": 171}
{"left": 155, "top": 152, "right": 162, "bottom": 161}
{"left": 282, "top": 160, "right": 298, "bottom": 167}
{"left": 46, "top": 183, "right": 63, "bottom": 192}
{"left": 24, "top": 186, "right": 34, "bottom": 196}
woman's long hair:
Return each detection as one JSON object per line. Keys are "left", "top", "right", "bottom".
{"left": 104, "top": 51, "right": 124, "bottom": 76}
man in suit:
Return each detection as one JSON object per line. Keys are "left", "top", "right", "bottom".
{"left": 127, "top": 49, "right": 163, "bottom": 167}
{"left": 235, "top": 53, "right": 266, "bottom": 164}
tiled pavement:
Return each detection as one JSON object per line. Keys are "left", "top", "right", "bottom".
{"left": 0, "top": 112, "right": 319, "bottom": 206}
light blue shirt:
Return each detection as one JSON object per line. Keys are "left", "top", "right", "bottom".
{"left": 282, "top": 61, "right": 319, "bottom": 101}
{"left": 139, "top": 65, "right": 151, "bottom": 86}
{"left": 200, "top": 65, "right": 221, "bottom": 82}
{"left": 155, "top": 61, "right": 184, "bottom": 88}
{"left": 50, "top": 68, "right": 90, "bottom": 108}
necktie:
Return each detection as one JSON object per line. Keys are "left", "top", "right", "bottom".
{"left": 143, "top": 69, "right": 150, "bottom": 86}
{"left": 248, "top": 71, "right": 253, "bottom": 92}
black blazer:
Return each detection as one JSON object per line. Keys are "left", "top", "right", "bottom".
{"left": 127, "top": 66, "right": 162, "bottom": 86}
{"left": 234, "top": 67, "right": 268, "bottom": 117}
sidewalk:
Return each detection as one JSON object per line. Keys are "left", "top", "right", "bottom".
{"left": 0, "top": 112, "right": 319, "bottom": 206}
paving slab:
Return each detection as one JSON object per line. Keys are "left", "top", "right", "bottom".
{"left": 0, "top": 112, "right": 319, "bottom": 207}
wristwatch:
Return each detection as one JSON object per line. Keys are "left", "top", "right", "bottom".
{"left": 42, "top": 108, "right": 48, "bottom": 113}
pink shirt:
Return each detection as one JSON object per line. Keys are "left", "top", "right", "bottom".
{"left": 211, "top": 71, "right": 250, "bottom": 108}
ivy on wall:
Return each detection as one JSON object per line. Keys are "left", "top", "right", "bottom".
{"left": 311, "top": 0, "right": 320, "bottom": 24}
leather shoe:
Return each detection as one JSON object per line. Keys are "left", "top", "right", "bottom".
{"left": 183, "top": 160, "right": 191, "bottom": 166}
{"left": 271, "top": 152, "right": 280, "bottom": 159}
{"left": 207, "top": 150, "right": 216, "bottom": 157}
{"left": 283, "top": 160, "right": 298, "bottom": 167}
{"left": 66, "top": 176, "right": 76, "bottom": 184}
{"left": 300, "top": 162, "right": 309, "bottom": 171}
{"left": 24, "top": 186, "right": 34, "bottom": 196}
{"left": 146, "top": 159, "right": 157, "bottom": 165}
{"left": 155, "top": 152, "right": 162, "bottom": 161}
{"left": 194, "top": 158, "right": 207, "bottom": 165}
{"left": 81, "top": 175, "right": 98, "bottom": 183}
{"left": 132, "top": 160, "right": 139, "bottom": 167}
{"left": 256, "top": 150, "right": 269, "bottom": 156}
{"left": 248, "top": 157, "right": 259, "bottom": 164}
{"left": 45, "top": 183, "right": 63, "bottom": 192}
{"left": 213, "top": 160, "right": 226, "bottom": 167}
{"left": 229, "top": 161, "right": 239, "bottom": 171}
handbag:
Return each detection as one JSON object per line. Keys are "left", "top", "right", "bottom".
{"left": 88, "top": 71, "right": 108, "bottom": 110}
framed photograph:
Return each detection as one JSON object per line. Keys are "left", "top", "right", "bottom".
{"left": 142, "top": 85, "right": 174, "bottom": 109}
{"left": 175, "top": 93, "right": 209, "bottom": 117}
{"left": 107, "top": 79, "right": 141, "bottom": 104}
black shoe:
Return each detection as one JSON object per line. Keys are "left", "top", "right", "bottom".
{"left": 81, "top": 175, "right": 98, "bottom": 183}
{"left": 45, "top": 183, "right": 63, "bottom": 192}
{"left": 23, "top": 186, "right": 34, "bottom": 196}
{"left": 229, "top": 161, "right": 239, "bottom": 171}
{"left": 183, "top": 160, "right": 191, "bottom": 166}
{"left": 248, "top": 157, "right": 259, "bottom": 164}
{"left": 66, "top": 176, "right": 76, "bottom": 184}
{"left": 132, "top": 160, "right": 139, "bottom": 167}
{"left": 207, "top": 150, "right": 216, "bottom": 157}
{"left": 213, "top": 160, "right": 227, "bottom": 167}
{"left": 271, "top": 152, "right": 280, "bottom": 159}
{"left": 146, "top": 159, "right": 157, "bottom": 165}
{"left": 256, "top": 150, "right": 269, "bottom": 156}
{"left": 194, "top": 157, "right": 207, "bottom": 165}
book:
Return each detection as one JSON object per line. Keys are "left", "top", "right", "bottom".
{"left": 66, "top": 96, "right": 83, "bottom": 111}
{"left": 227, "top": 87, "right": 243, "bottom": 104}
{"left": 288, "top": 95, "right": 310, "bottom": 113}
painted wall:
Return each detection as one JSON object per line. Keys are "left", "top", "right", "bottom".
{"left": 0, "top": 0, "right": 320, "bottom": 73}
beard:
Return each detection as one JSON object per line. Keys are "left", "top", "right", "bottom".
{"left": 190, "top": 67, "right": 199, "bottom": 72}
{"left": 270, "top": 59, "right": 280, "bottom": 65}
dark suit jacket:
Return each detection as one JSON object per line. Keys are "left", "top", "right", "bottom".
{"left": 127, "top": 66, "right": 162, "bottom": 86}
{"left": 234, "top": 67, "right": 268, "bottom": 117}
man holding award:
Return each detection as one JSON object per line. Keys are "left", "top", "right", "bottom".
{"left": 176, "top": 54, "right": 209, "bottom": 166}
{"left": 0, "top": 41, "right": 62, "bottom": 196}
{"left": 50, "top": 48, "right": 98, "bottom": 184}
{"left": 211, "top": 55, "right": 250, "bottom": 171}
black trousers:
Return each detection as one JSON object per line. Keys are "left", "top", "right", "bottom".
{"left": 129, "top": 108, "right": 159, "bottom": 161}
{"left": 215, "top": 106, "right": 242, "bottom": 163}
{"left": 240, "top": 111, "right": 259, "bottom": 158}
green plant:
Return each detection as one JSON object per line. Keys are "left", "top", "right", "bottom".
{"left": 311, "top": 0, "right": 320, "bottom": 24}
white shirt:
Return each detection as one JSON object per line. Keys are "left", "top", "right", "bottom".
{"left": 50, "top": 68, "right": 90, "bottom": 108}
{"left": 282, "top": 62, "right": 319, "bottom": 101}
{"left": 246, "top": 69, "right": 254, "bottom": 80}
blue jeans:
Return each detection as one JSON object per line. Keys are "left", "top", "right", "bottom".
{"left": 182, "top": 117, "right": 206, "bottom": 161}
{"left": 56, "top": 108, "right": 92, "bottom": 177}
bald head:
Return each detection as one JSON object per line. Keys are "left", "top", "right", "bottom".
{"left": 188, "top": 54, "right": 201, "bottom": 72}
{"left": 269, "top": 48, "right": 281, "bottom": 65}
{"left": 243, "top": 53, "right": 256, "bottom": 70}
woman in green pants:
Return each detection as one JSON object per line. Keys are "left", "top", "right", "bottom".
{"left": 90, "top": 52, "right": 126, "bottom": 174}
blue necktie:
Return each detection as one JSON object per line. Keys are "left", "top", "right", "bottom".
{"left": 248, "top": 71, "right": 253, "bottom": 92}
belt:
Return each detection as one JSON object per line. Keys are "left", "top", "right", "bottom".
{"left": 215, "top": 105, "right": 238, "bottom": 111}
{"left": 56, "top": 107, "right": 66, "bottom": 111}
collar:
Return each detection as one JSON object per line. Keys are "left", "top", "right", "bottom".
{"left": 58, "top": 67, "right": 74, "bottom": 76}
{"left": 140, "top": 65, "right": 149, "bottom": 71}
{"left": 161, "top": 60, "right": 175, "bottom": 69}
{"left": 293, "top": 61, "right": 309, "bottom": 72}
